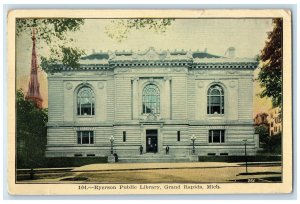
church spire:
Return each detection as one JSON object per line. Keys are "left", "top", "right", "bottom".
{"left": 25, "top": 28, "right": 43, "bottom": 108}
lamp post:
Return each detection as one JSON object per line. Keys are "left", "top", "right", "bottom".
{"left": 110, "top": 135, "right": 114, "bottom": 155}
{"left": 242, "top": 139, "right": 248, "bottom": 173}
{"left": 190, "top": 134, "right": 196, "bottom": 154}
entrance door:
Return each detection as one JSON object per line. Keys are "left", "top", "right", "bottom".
{"left": 146, "top": 129, "right": 158, "bottom": 153}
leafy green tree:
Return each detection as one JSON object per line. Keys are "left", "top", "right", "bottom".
{"left": 16, "top": 89, "right": 48, "bottom": 177}
{"left": 254, "top": 125, "right": 269, "bottom": 145}
{"left": 105, "top": 19, "right": 174, "bottom": 42}
{"left": 258, "top": 18, "right": 282, "bottom": 108}
{"left": 16, "top": 18, "right": 85, "bottom": 73}
{"left": 267, "top": 132, "right": 282, "bottom": 154}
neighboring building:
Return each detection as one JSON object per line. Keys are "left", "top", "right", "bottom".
{"left": 268, "top": 107, "right": 282, "bottom": 136}
{"left": 45, "top": 47, "right": 259, "bottom": 160}
{"left": 253, "top": 112, "right": 269, "bottom": 147}
{"left": 253, "top": 112, "right": 269, "bottom": 129}
{"left": 25, "top": 29, "right": 43, "bottom": 108}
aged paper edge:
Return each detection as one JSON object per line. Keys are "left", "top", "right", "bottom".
{"left": 7, "top": 9, "right": 292, "bottom": 195}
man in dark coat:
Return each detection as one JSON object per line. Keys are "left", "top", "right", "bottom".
{"left": 166, "top": 145, "right": 170, "bottom": 154}
{"left": 139, "top": 145, "right": 143, "bottom": 155}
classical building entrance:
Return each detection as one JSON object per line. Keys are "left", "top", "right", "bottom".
{"left": 146, "top": 129, "right": 158, "bottom": 153}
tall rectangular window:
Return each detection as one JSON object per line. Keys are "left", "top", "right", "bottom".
{"left": 123, "top": 131, "right": 126, "bottom": 142}
{"left": 77, "top": 131, "right": 94, "bottom": 144}
{"left": 208, "top": 130, "right": 225, "bottom": 143}
{"left": 177, "top": 131, "right": 181, "bottom": 141}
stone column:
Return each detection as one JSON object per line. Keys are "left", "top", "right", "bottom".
{"left": 159, "top": 124, "right": 164, "bottom": 154}
{"left": 164, "top": 77, "right": 171, "bottom": 119}
{"left": 132, "top": 77, "right": 139, "bottom": 119}
{"left": 140, "top": 124, "right": 145, "bottom": 154}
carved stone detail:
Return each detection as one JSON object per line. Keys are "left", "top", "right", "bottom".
{"left": 81, "top": 80, "right": 88, "bottom": 85}
{"left": 229, "top": 80, "right": 236, "bottom": 88}
{"left": 65, "top": 82, "right": 73, "bottom": 90}
{"left": 98, "top": 82, "right": 104, "bottom": 89}
{"left": 163, "top": 76, "right": 171, "bottom": 81}
{"left": 146, "top": 112, "right": 157, "bottom": 121}
{"left": 97, "top": 71, "right": 105, "bottom": 75}
{"left": 117, "top": 68, "right": 131, "bottom": 73}
{"left": 227, "top": 70, "right": 236, "bottom": 74}
{"left": 198, "top": 81, "right": 204, "bottom": 88}
{"left": 131, "top": 77, "right": 139, "bottom": 81}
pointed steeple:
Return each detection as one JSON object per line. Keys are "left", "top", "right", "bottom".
{"left": 25, "top": 28, "right": 43, "bottom": 108}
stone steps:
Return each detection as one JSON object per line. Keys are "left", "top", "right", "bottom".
{"left": 117, "top": 153, "right": 191, "bottom": 163}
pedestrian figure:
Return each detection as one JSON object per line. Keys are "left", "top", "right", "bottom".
{"left": 166, "top": 145, "right": 169, "bottom": 155}
{"left": 113, "top": 153, "right": 118, "bottom": 162}
{"left": 139, "top": 145, "right": 143, "bottom": 155}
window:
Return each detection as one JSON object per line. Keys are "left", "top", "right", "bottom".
{"left": 77, "top": 86, "right": 95, "bottom": 116}
{"left": 123, "top": 131, "right": 126, "bottom": 142}
{"left": 177, "top": 131, "right": 181, "bottom": 141}
{"left": 207, "top": 84, "right": 224, "bottom": 114}
{"left": 209, "top": 130, "right": 225, "bottom": 143}
{"left": 142, "top": 84, "right": 160, "bottom": 114}
{"left": 77, "top": 131, "right": 94, "bottom": 144}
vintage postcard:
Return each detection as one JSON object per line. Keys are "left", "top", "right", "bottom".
{"left": 7, "top": 9, "right": 292, "bottom": 195}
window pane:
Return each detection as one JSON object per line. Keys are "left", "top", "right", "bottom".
{"left": 221, "top": 131, "right": 225, "bottom": 143}
{"left": 210, "top": 89, "right": 220, "bottom": 95}
{"left": 208, "top": 130, "right": 225, "bottom": 143}
{"left": 77, "top": 87, "right": 95, "bottom": 116}
{"left": 78, "top": 131, "right": 94, "bottom": 144}
{"left": 207, "top": 85, "right": 224, "bottom": 115}
{"left": 123, "top": 131, "right": 126, "bottom": 142}
{"left": 208, "top": 135, "right": 212, "bottom": 143}
{"left": 82, "top": 132, "right": 90, "bottom": 144}
{"left": 142, "top": 84, "right": 160, "bottom": 114}
{"left": 211, "top": 106, "right": 221, "bottom": 114}
{"left": 213, "top": 135, "right": 220, "bottom": 143}
{"left": 177, "top": 131, "right": 180, "bottom": 141}
{"left": 77, "top": 132, "right": 81, "bottom": 144}
{"left": 211, "top": 96, "right": 220, "bottom": 104}
{"left": 90, "top": 132, "right": 94, "bottom": 144}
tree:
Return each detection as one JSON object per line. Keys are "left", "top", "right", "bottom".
{"left": 16, "top": 89, "right": 48, "bottom": 177}
{"left": 267, "top": 132, "right": 282, "bottom": 154}
{"left": 16, "top": 19, "right": 85, "bottom": 73}
{"left": 17, "top": 18, "right": 174, "bottom": 73}
{"left": 258, "top": 19, "right": 282, "bottom": 108}
{"left": 254, "top": 125, "right": 269, "bottom": 146}
{"left": 105, "top": 19, "right": 174, "bottom": 42}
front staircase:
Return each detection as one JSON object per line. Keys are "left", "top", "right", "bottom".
{"left": 117, "top": 153, "right": 191, "bottom": 163}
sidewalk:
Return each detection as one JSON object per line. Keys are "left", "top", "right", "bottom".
{"left": 17, "top": 161, "right": 281, "bottom": 173}
{"left": 73, "top": 162, "right": 240, "bottom": 172}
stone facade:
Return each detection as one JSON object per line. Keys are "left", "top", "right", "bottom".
{"left": 46, "top": 47, "right": 259, "bottom": 159}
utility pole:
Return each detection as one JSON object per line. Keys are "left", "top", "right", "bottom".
{"left": 243, "top": 139, "right": 248, "bottom": 173}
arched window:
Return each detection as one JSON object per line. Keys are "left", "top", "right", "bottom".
{"left": 142, "top": 84, "right": 160, "bottom": 114}
{"left": 207, "top": 84, "right": 224, "bottom": 114}
{"left": 77, "top": 86, "right": 95, "bottom": 116}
